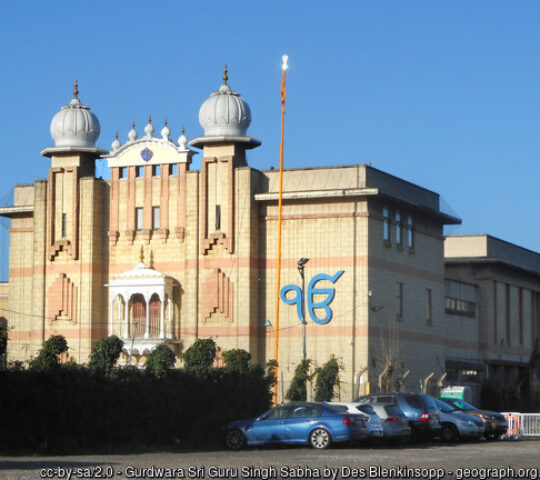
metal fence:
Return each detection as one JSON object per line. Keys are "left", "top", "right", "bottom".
{"left": 502, "top": 412, "right": 540, "bottom": 439}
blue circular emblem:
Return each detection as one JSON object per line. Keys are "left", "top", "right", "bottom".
{"left": 140, "top": 148, "right": 153, "bottom": 162}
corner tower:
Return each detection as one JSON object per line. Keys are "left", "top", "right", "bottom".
{"left": 190, "top": 66, "right": 261, "bottom": 254}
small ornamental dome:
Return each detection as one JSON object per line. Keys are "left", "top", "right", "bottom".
{"left": 111, "top": 132, "right": 121, "bottom": 151}
{"left": 198, "top": 65, "right": 252, "bottom": 137}
{"left": 178, "top": 126, "right": 188, "bottom": 150}
{"left": 128, "top": 121, "right": 138, "bottom": 142}
{"left": 50, "top": 80, "right": 101, "bottom": 148}
{"left": 161, "top": 119, "right": 170, "bottom": 140}
{"left": 144, "top": 116, "right": 154, "bottom": 138}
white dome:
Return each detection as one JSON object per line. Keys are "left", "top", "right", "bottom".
{"left": 50, "top": 84, "right": 100, "bottom": 148}
{"left": 198, "top": 70, "right": 252, "bottom": 137}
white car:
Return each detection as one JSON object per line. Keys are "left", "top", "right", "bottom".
{"left": 326, "top": 402, "right": 384, "bottom": 439}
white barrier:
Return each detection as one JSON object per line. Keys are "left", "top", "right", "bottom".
{"left": 501, "top": 412, "right": 540, "bottom": 439}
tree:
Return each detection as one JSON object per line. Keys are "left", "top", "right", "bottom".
{"left": 183, "top": 338, "right": 216, "bottom": 372}
{"left": 145, "top": 344, "right": 176, "bottom": 377}
{"left": 223, "top": 348, "right": 251, "bottom": 374}
{"left": 314, "top": 357, "right": 340, "bottom": 402}
{"left": 286, "top": 359, "right": 311, "bottom": 402}
{"left": 88, "top": 335, "right": 124, "bottom": 374}
{"left": 29, "top": 335, "right": 68, "bottom": 371}
{"left": 0, "top": 319, "right": 7, "bottom": 358}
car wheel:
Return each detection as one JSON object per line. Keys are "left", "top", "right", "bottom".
{"left": 309, "top": 428, "right": 332, "bottom": 449}
{"left": 224, "top": 429, "right": 246, "bottom": 450}
{"left": 441, "top": 424, "right": 458, "bottom": 442}
{"left": 485, "top": 432, "right": 501, "bottom": 441}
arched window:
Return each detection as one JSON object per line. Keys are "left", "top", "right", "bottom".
{"left": 131, "top": 294, "right": 146, "bottom": 337}
{"left": 149, "top": 294, "right": 161, "bottom": 338}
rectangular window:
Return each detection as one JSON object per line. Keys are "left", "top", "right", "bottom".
{"left": 396, "top": 282, "right": 403, "bottom": 320}
{"left": 506, "top": 283, "right": 511, "bottom": 345}
{"left": 215, "top": 204, "right": 221, "bottom": 231}
{"left": 445, "top": 279, "right": 477, "bottom": 318}
{"left": 170, "top": 164, "right": 178, "bottom": 176}
{"left": 395, "top": 211, "right": 402, "bottom": 245}
{"left": 426, "top": 289, "right": 432, "bottom": 326}
{"left": 152, "top": 165, "right": 161, "bottom": 177}
{"left": 383, "top": 207, "right": 390, "bottom": 241}
{"left": 119, "top": 167, "right": 127, "bottom": 179}
{"left": 152, "top": 206, "right": 160, "bottom": 230}
{"left": 407, "top": 215, "right": 414, "bottom": 248}
{"left": 136, "top": 166, "right": 144, "bottom": 178}
{"left": 61, "top": 213, "right": 67, "bottom": 238}
{"left": 135, "top": 207, "right": 144, "bottom": 230}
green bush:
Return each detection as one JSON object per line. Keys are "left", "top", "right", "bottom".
{"left": 145, "top": 344, "right": 176, "bottom": 377}
{"left": 286, "top": 359, "right": 310, "bottom": 402}
{"left": 88, "top": 335, "right": 124, "bottom": 374}
{"left": 223, "top": 348, "right": 251, "bottom": 374}
{"left": 314, "top": 357, "right": 339, "bottom": 402}
{"left": 29, "top": 335, "right": 68, "bottom": 372}
{"left": 183, "top": 338, "right": 216, "bottom": 372}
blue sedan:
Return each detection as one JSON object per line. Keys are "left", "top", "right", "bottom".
{"left": 224, "top": 402, "right": 369, "bottom": 450}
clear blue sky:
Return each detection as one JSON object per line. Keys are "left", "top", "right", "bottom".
{"left": 1, "top": 1, "right": 540, "bottom": 279}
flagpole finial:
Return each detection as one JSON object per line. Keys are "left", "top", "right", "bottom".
{"left": 223, "top": 64, "right": 228, "bottom": 85}
{"left": 281, "top": 55, "right": 288, "bottom": 71}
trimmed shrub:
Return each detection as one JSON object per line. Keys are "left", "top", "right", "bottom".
{"left": 314, "top": 357, "right": 340, "bottom": 402}
{"left": 183, "top": 338, "right": 216, "bottom": 372}
{"left": 29, "top": 335, "right": 68, "bottom": 372}
{"left": 145, "top": 344, "right": 176, "bottom": 377}
{"left": 286, "top": 359, "right": 310, "bottom": 402}
{"left": 88, "top": 336, "right": 124, "bottom": 374}
{"left": 223, "top": 348, "right": 251, "bottom": 374}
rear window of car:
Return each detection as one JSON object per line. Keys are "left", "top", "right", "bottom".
{"left": 355, "top": 405, "right": 376, "bottom": 415}
{"left": 376, "top": 395, "right": 395, "bottom": 404}
{"left": 385, "top": 405, "right": 403, "bottom": 416}
{"left": 328, "top": 404, "right": 348, "bottom": 412}
{"left": 402, "top": 395, "right": 425, "bottom": 409}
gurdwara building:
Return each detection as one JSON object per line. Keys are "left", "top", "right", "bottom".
{"left": 1, "top": 72, "right": 539, "bottom": 402}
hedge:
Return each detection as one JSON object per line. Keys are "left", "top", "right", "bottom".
{"left": 0, "top": 366, "right": 271, "bottom": 453}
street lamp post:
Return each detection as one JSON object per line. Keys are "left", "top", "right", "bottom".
{"left": 297, "top": 257, "right": 310, "bottom": 361}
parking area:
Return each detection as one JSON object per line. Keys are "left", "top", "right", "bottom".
{"left": 1, "top": 440, "right": 539, "bottom": 480}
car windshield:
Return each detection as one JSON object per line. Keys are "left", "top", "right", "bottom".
{"left": 435, "top": 399, "right": 456, "bottom": 413}
{"left": 442, "top": 398, "right": 476, "bottom": 411}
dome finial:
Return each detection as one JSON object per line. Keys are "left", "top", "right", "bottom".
{"left": 182, "top": 125, "right": 185, "bottom": 135}
{"left": 148, "top": 115, "right": 152, "bottom": 124}
{"left": 132, "top": 121, "right": 135, "bottom": 129}
{"left": 164, "top": 118, "right": 168, "bottom": 127}
{"left": 73, "top": 79, "right": 79, "bottom": 99}
{"left": 115, "top": 131, "right": 119, "bottom": 140}
{"left": 223, "top": 64, "right": 228, "bottom": 85}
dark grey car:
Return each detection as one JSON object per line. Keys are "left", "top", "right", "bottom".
{"left": 370, "top": 403, "right": 411, "bottom": 442}
{"left": 357, "top": 393, "right": 441, "bottom": 441}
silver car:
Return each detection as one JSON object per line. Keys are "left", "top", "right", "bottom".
{"left": 327, "top": 402, "right": 384, "bottom": 439}
{"left": 434, "top": 398, "right": 484, "bottom": 441}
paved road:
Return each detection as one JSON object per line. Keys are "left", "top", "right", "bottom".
{"left": 1, "top": 441, "right": 539, "bottom": 480}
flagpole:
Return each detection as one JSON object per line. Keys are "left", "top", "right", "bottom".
{"left": 273, "top": 55, "right": 288, "bottom": 406}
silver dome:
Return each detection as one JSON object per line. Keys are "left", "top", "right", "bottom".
{"left": 198, "top": 67, "right": 251, "bottom": 137}
{"left": 49, "top": 81, "right": 101, "bottom": 148}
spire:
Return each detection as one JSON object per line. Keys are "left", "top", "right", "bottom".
{"left": 222, "top": 64, "right": 228, "bottom": 85}
{"left": 73, "top": 79, "right": 79, "bottom": 99}
{"left": 139, "top": 245, "right": 145, "bottom": 263}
